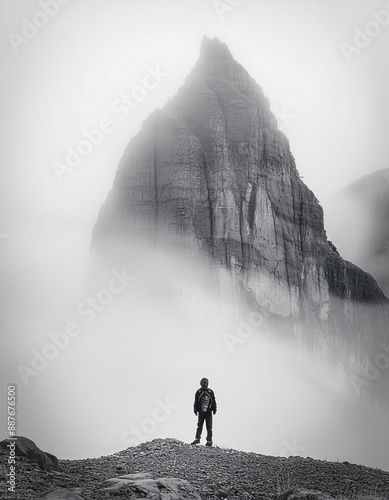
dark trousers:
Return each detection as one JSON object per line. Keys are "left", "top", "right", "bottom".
{"left": 195, "top": 412, "right": 213, "bottom": 442}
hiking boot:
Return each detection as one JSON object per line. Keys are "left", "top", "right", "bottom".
{"left": 205, "top": 441, "right": 213, "bottom": 447}
{"left": 191, "top": 439, "right": 200, "bottom": 445}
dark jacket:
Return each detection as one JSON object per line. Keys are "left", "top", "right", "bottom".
{"left": 193, "top": 388, "right": 217, "bottom": 414}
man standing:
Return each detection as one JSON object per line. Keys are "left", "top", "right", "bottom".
{"left": 191, "top": 377, "right": 217, "bottom": 447}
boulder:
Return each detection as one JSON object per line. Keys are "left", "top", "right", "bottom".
{"left": 277, "top": 489, "right": 333, "bottom": 500}
{"left": 0, "top": 436, "right": 61, "bottom": 472}
{"left": 44, "top": 489, "right": 84, "bottom": 499}
{"left": 102, "top": 472, "right": 202, "bottom": 499}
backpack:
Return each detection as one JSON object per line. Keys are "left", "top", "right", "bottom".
{"left": 199, "top": 389, "right": 212, "bottom": 413}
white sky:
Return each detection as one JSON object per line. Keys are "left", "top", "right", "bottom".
{"left": 1, "top": 0, "right": 389, "bottom": 466}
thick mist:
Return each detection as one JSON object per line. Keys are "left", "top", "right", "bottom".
{"left": 2, "top": 225, "right": 388, "bottom": 471}
{"left": 325, "top": 172, "right": 389, "bottom": 298}
{"left": 1, "top": 0, "right": 389, "bottom": 478}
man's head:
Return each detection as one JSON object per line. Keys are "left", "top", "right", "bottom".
{"left": 200, "top": 377, "right": 209, "bottom": 389}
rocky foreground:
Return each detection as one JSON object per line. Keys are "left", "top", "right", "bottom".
{"left": 1, "top": 437, "right": 389, "bottom": 500}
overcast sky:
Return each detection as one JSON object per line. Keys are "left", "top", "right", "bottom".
{"left": 1, "top": 0, "right": 389, "bottom": 465}
{"left": 1, "top": 0, "right": 389, "bottom": 228}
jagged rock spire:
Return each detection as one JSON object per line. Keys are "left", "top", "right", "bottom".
{"left": 91, "top": 37, "right": 389, "bottom": 404}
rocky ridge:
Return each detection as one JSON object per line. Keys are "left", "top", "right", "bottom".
{"left": 1, "top": 438, "right": 389, "bottom": 500}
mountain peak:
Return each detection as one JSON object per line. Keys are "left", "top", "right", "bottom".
{"left": 199, "top": 35, "right": 233, "bottom": 60}
{"left": 91, "top": 37, "right": 389, "bottom": 413}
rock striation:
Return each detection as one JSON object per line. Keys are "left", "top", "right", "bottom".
{"left": 91, "top": 37, "right": 389, "bottom": 401}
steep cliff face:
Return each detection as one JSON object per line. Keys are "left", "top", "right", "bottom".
{"left": 92, "top": 37, "right": 389, "bottom": 399}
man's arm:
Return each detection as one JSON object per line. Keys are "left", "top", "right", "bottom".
{"left": 211, "top": 390, "right": 217, "bottom": 413}
{"left": 193, "top": 390, "right": 199, "bottom": 414}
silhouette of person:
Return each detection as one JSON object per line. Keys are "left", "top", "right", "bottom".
{"left": 191, "top": 377, "right": 217, "bottom": 446}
